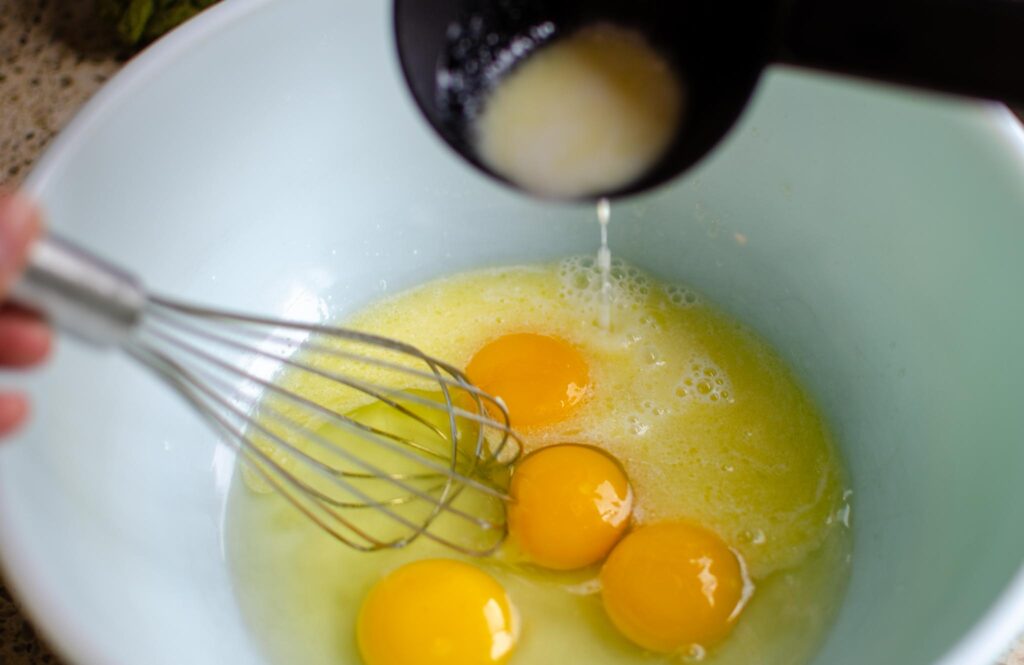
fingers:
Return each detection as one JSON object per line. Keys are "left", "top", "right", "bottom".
{"left": 0, "top": 193, "right": 50, "bottom": 368}
{"left": 0, "top": 308, "right": 48, "bottom": 439}
{"left": 0, "top": 393, "right": 29, "bottom": 438}
{"left": 0, "top": 193, "right": 46, "bottom": 440}
{"left": 0, "top": 192, "right": 43, "bottom": 298}
{"left": 0, "top": 307, "right": 51, "bottom": 367}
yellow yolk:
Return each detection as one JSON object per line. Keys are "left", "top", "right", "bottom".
{"left": 357, "top": 559, "right": 518, "bottom": 665}
{"left": 508, "top": 444, "right": 632, "bottom": 570}
{"left": 600, "top": 523, "right": 748, "bottom": 652}
{"left": 466, "top": 333, "right": 589, "bottom": 428}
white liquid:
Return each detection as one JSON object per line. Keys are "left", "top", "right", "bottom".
{"left": 597, "top": 197, "right": 612, "bottom": 330}
{"left": 475, "top": 23, "right": 685, "bottom": 199}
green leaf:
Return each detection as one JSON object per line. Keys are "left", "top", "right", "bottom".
{"left": 100, "top": 0, "right": 221, "bottom": 47}
{"left": 144, "top": 3, "right": 201, "bottom": 41}
{"left": 116, "top": 0, "right": 155, "bottom": 45}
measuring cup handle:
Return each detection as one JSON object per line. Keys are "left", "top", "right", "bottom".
{"left": 778, "top": 0, "right": 1024, "bottom": 106}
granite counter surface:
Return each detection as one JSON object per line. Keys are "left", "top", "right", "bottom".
{"left": 0, "top": 1, "right": 1022, "bottom": 664}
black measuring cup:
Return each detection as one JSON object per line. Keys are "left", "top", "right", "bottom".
{"left": 395, "top": 0, "right": 1024, "bottom": 200}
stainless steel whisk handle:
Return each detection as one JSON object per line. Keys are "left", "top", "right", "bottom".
{"left": 10, "top": 235, "right": 147, "bottom": 347}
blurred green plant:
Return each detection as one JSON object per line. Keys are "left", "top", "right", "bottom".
{"left": 98, "top": 0, "right": 221, "bottom": 46}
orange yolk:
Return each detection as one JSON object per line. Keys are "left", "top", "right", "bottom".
{"left": 466, "top": 333, "right": 589, "bottom": 428}
{"left": 508, "top": 444, "right": 632, "bottom": 570}
{"left": 357, "top": 559, "right": 518, "bottom": 665}
{"left": 600, "top": 522, "right": 748, "bottom": 652}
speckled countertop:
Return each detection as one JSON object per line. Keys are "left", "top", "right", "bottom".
{"left": 0, "top": 2, "right": 1023, "bottom": 664}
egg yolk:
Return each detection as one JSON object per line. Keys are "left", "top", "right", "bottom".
{"left": 508, "top": 444, "right": 632, "bottom": 570}
{"left": 600, "top": 522, "right": 748, "bottom": 652}
{"left": 465, "top": 333, "right": 589, "bottom": 428}
{"left": 357, "top": 559, "right": 518, "bottom": 665}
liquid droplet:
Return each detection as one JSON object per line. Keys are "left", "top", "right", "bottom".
{"left": 597, "top": 197, "right": 612, "bottom": 331}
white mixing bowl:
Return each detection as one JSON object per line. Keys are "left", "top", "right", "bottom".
{"left": 3, "top": 0, "right": 1024, "bottom": 663}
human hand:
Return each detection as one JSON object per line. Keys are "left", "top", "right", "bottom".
{"left": 0, "top": 193, "right": 51, "bottom": 437}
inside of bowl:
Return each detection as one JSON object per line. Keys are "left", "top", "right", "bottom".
{"left": 616, "top": 74, "right": 1024, "bottom": 664}
{"left": 3, "top": 0, "right": 1024, "bottom": 664}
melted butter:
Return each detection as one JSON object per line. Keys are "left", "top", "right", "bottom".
{"left": 596, "top": 198, "right": 612, "bottom": 330}
{"left": 475, "top": 23, "right": 684, "bottom": 198}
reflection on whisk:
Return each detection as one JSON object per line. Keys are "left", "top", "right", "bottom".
{"left": 12, "top": 235, "right": 524, "bottom": 557}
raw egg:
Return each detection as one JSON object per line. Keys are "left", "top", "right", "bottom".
{"left": 357, "top": 559, "right": 518, "bottom": 665}
{"left": 600, "top": 522, "right": 749, "bottom": 653}
{"left": 466, "top": 332, "right": 589, "bottom": 428}
{"left": 230, "top": 259, "right": 852, "bottom": 665}
{"left": 508, "top": 443, "right": 632, "bottom": 570}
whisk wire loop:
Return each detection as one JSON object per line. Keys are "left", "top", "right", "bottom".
{"left": 127, "top": 296, "right": 524, "bottom": 556}
{"left": 131, "top": 344, "right": 407, "bottom": 551}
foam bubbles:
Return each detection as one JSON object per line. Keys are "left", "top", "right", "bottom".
{"left": 664, "top": 284, "right": 701, "bottom": 308}
{"left": 558, "top": 256, "right": 679, "bottom": 315}
{"left": 626, "top": 415, "right": 650, "bottom": 436}
{"left": 558, "top": 256, "right": 653, "bottom": 305}
{"left": 676, "top": 359, "right": 733, "bottom": 404}
{"left": 640, "top": 399, "right": 668, "bottom": 417}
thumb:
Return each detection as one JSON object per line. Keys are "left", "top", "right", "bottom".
{"left": 0, "top": 193, "right": 43, "bottom": 299}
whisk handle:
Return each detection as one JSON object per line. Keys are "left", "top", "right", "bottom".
{"left": 10, "top": 235, "right": 147, "bottom": 347}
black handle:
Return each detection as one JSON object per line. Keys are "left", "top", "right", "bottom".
{"left": 779, "top": 0, "right": 1024, "bottom": 104}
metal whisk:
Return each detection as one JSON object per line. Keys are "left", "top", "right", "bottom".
{"left": 12, "top": 235, "right": 524, "bottom": 555}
